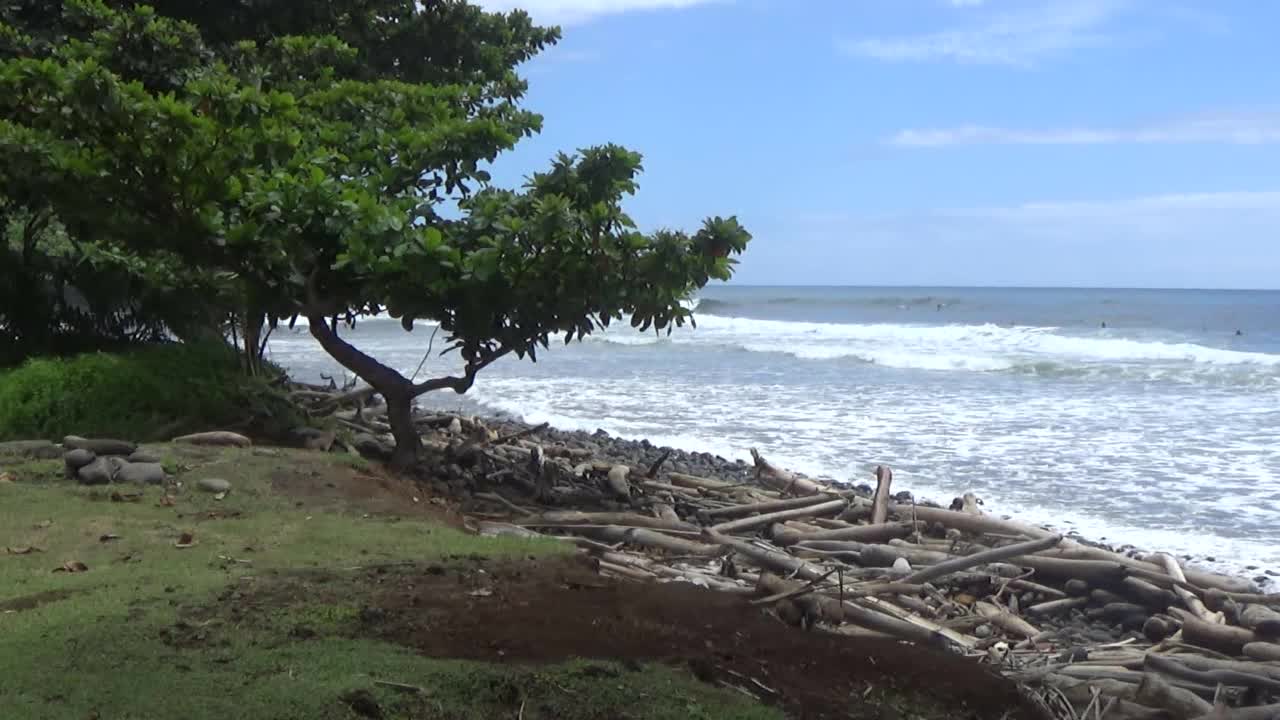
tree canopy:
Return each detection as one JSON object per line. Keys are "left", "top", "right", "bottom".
{"left": 0, "top": 0, "right": 751, "bottom": 465}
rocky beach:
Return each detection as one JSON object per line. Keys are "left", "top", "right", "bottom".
{"left": 290, "top": 382, "right": 1280, "bottom": 720}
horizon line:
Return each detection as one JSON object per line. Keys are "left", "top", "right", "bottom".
{"left": 720, "top": 283, "right": 1280, "bottom": 292}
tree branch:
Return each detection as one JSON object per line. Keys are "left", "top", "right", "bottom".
{"left": 410, "top": 345, "right": 511, "bottom": 397}
{"left": 306, "top": 311, "right": 409, "bottom": 394}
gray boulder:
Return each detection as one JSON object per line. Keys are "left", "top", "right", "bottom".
{"left": 77, "top": 458, "right": 114, "bottom": 486}
{"left": 64, "top": 448, "right": 97, "bottom": 477}
{"left": 196, "top": 477, "right": 231, "bottom": 494}
{"left": 63, "top": 436, "right": 137, "bottom": 456}
{"left": 115, "top": 462, "right": 167, "bottom": 486}
{"left": 0, "top": 440, "right": 62, "bottom": 460}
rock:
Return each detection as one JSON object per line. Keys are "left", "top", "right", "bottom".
{"left": 196, "top": 477, "right": 232, "bottom": 494}
{"left": 352, "top": 433, "right": 392, "bottom": 460}
{"left": 64, "top": 448, "right": 97, "bottom": 474}
{"left": 62, "top": 436, "right": 137, "bottom": 456}
{"left": 605, "top": 465, "right": 631, "bottom": 500}
{"left": 891, "top": 557, "right": 912, "bottom": 573}
{"left": 77, "top": 458, "right": 115, "bottom": 486}
{"left": 0, "top": 440, "right": 62, "bottom": 459}
{"left": 115, "top": 462, "right": 167, "bottom": 486}
{"left": 975, "top": 624, "right": 993, "bottom": 639}
{"left": 303, "top": 430, "right": 336, "bottom": 453}
{"left": 172, "top": 431, "right": 251, "bottom": 448}
{"left": 127, "top": 451, "right": 162, "bottom": 464}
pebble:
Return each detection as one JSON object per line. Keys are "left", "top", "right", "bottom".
{"left": 891, "top": 557, "right": 911, "bottom": 572}
{"left": 196, "top": 478, "right": 232, "bottom": 494}
{"left": 975, "top": 624, "right": 993, "bottom": 639}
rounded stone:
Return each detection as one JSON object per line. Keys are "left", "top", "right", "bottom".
{"left": 196, "top": 477, "right": 232, "bottom": 494}
{"left": 77, "top": 458, "right": 114, "bottom": 486}
{"left": 64, "top": 448, "right": 97, "bottom": 471}
{"left": 975, "top": 624, "right": 993, "bottom": 639}
{"left": 115, "top": 462, "right": 167, "bottom": 486}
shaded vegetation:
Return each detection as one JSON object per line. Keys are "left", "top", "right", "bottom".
{"left": 0, "top": 0, "right": 750, "bottom": 465}
{"left": 0, "top": 342, "right": 300, "bottom": 441}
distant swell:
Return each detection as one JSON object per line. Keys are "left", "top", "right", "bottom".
{"left": 590, "top": 315, "right": 1280, "bottom": 384}
{"left": 693, "top": 295, "right": 960, "bottom": 314}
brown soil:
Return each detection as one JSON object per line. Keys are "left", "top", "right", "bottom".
{"left": 222, "top": 555, "right": 1045, "bottom": 720}
{"left": 267, "top": 457, "right": 464, "bottom": 527}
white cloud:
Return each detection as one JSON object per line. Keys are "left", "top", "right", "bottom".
{"left": 841, "top": 0, "right": 1126, "bottom": 66}
{"left": 888, "top": 112, "right": 1280, "bottom": 147}
{"left": 475, "top": 0, "right": 722, "bottom": 24}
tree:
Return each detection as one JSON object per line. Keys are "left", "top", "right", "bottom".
{"left": 0, "top": 0, "right": 752, "bottom": 466}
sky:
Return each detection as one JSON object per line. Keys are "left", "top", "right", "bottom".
{"left": 474, "top": 0, "right": 1280, "bottom": 289}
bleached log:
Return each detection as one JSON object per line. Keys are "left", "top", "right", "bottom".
{"left": 709, "top": 499, "right": 848, "bottom": 535}
{"left": 1135, "top": 672, "right": 1213, "bottom": 720}
{"left": 1239, "top": 604, "right": 1280, "bottom": 636}
{"left": 870, "top": 465, "right": 893, "bottom": 524}
{"left": 1014, "top": 555, "right": 1128, "bottom": 585}
{"left": 581, "top": 526, "right": 723, "bottom": 556}
{"left": 1157, "top": 553, "right": 1221, "bottom": 624}
{"left": 1025, "top": 597, "right": 1089, "bottom": 617}
{"left": 701, "top": 493, "right": 842, "bottom": 520}
{"left": 1189, "top": 706, "right": 1280, "bottom": 720}
{"left": 1243, "top": 641, "right": 1280, "bottom": 661}
{"left": 1120, "top": 576, "right": 1180, "bottom": 609}
{"left": 888, "top": 504, "right": 1054, "bottom": 539}
{"left": 1170, "top": 654, "right": 1280, "bottom": 682}
{"left": 1145, "top": 653, "right": 1280, "bottom": 693}
{"left": 756, "top": 572, "right": 955, "bottom": 648}
{"left": 520, "top": 511, "right": 698, "bottom": 533}
{"left": 975, "top": 600, "right": 1040, "bottom": 639}
{"left": 1169, "top": 610, "right": 1255, "bottom": 656}
{"left": 771, "top": 521, "right": 912, "bottom": 547}
{"left": 902, "top": 534, "right": 1062, "bottom": 585}
{"left": 750, "top": 448, "right": 825, "bottom": 496}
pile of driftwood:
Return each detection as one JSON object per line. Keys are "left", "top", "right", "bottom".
{"left": 293, "top": 391, "right": 1280, "bottom": 720}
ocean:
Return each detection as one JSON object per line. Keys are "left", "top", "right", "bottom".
{"left": 268, "top": 286, "right": 1280, "bottom": 581}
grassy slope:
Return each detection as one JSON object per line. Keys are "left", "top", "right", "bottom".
{"left": 0, "top": 447, "right": 779, "bottom": 720}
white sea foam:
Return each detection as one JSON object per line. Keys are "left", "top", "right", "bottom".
{"left": 589, "top": 315, "right": 1280, "bottom": 379}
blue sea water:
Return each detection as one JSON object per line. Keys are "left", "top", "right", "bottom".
{"left": 270, "top": 286, "right": 1280, "bottom": 579}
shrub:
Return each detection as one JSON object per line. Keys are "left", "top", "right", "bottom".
{"left": 0, "top": 342, "right": 301, "bottom": 442}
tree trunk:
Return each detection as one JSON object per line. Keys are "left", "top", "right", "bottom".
{"left": 306, "top": 312, "right": 421, "bottom": 468}
{"left": 384, "top": 388, "right": 421, "bottom": 470}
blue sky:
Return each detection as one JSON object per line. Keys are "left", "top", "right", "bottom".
{"left": 476, "top": 0, "right": 1280, "bottom": 289}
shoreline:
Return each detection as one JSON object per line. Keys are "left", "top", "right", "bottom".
{"left": 371, "top": 405, "right": 1280, "bottom": 717}
{"left": 417, "top": 403, "right": 1278, "bottom": 589}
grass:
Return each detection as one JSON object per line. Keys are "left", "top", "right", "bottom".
{"left": 0, "top": 445, "right": 782, "bottom": 720}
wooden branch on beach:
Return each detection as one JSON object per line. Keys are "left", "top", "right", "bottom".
{"left": 870, "top": 465, "right": 893, "bottom": 524}
{"left": 750, "top": 449, "right": 824, "bottom": 496}
{"left": 709, "top": 498, "right": 848, "bottom": 535}
{"left": 903, "top": 534, "right": 1063, "bottom": 585}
